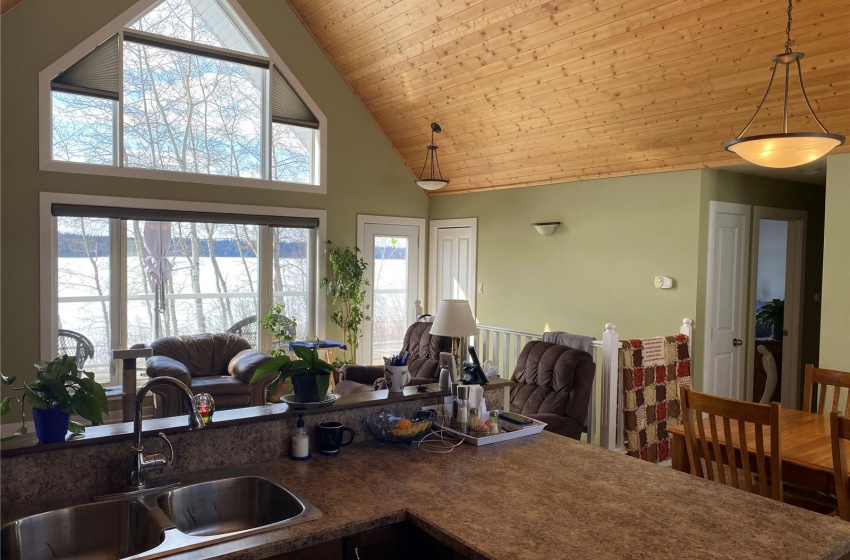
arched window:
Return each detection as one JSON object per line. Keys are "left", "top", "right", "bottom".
{"left": 41, "top": 0, "right": 325, "bottom": 192}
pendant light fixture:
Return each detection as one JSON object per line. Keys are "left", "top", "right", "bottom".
{"left": 724, "top": 0, "right": 844, "bottom": 168}
{"left": 416, "top": 122, "right": 449, "bottom": 191}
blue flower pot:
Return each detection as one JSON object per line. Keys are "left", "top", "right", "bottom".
{"left": 32, "top": 407, "right": 70, "bottom": 444}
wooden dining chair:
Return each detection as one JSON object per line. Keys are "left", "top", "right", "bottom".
{"left": 679, "top": 386, "right": 782, "bottom": 501}
{"left": 804, "top": 364, "right": 850, "bottom": 415}
{"left": 831, "top": 412, "right": 850, "bottom": 521}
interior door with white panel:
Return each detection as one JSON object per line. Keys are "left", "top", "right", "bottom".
{"left": 429, "top": 219, "right": 477, "bottom": 316}
{"left": 703, "top": 202, "right": 751, "bottom": 399}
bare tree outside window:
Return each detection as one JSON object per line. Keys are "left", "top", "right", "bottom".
{"left": 51, "top": 92, "right": 115, "bottom": 165}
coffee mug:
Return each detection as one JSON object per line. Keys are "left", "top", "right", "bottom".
{"left": 384, "top": 365, "right": 411, "bottom": 393}
{"left": 317, "top": 421, "right": 354, "bottom": 456}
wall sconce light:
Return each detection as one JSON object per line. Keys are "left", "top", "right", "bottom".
{"left": 532, "top": 222, "right": 560, "bottom": 236}
{"left": 416, "top": 122, "right": 449, "bottom": 191}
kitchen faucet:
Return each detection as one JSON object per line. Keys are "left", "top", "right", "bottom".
{"left": 129, "top": 377, "right": 204, "bottom": 489}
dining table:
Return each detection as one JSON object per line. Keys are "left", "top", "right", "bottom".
{"left": 668, "top": 408, "right": 836, "bottom": 495}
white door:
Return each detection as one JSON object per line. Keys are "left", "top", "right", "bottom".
{"left": 429, "top": 219, "right": 477, "bottom": 315}
{"left": 360, "top": 223, "right": 420, "bottom": 366}
{"left": 703, "top": 202, "right": 751, "bottom": 399}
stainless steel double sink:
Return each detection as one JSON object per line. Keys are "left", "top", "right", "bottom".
{"left": 1, "top": 476, "right": 322, "bottom": 560}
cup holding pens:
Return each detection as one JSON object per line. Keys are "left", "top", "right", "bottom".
{"left": 384, "top": 366, "right": 410, "bottom": 393}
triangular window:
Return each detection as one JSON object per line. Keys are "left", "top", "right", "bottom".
{"left": 44, "top": 0, "right": 323, "bottom": 190}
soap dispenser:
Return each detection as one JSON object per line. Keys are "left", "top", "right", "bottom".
{"left": 291, "top": 414, "right": 310, "bottom": 460}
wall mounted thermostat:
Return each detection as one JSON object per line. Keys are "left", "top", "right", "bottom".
{"left": 654, "top": 276, "right": 673, "bottom": 289}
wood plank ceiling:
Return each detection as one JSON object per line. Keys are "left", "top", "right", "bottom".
{"left": 289, "top": 0, "right": 850, "bottom": 194}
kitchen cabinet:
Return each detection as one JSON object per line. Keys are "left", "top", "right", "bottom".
{"left": 265, "top": 538, "right": 344, "bottom": 560}
{"left": 344, "top": 522, "right": 466, "bottom": 560}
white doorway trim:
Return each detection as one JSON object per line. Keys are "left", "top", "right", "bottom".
{"left": 703, "top": 201, "right": 751, "bottom": 399}
{"left": 746, "top": 206, "right": 807, "bottom": 409}
{"left": 428, "top": 218, "right": 478, "bottom": 316}
{"left": 356, "top": 215, "right": 427, "bottom": 364}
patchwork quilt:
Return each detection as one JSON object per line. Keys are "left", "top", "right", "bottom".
{"left": 621, "top": 334, "right": 691, "bottom": 463}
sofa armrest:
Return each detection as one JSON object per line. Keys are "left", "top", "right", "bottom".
{"left": 229, "top": 349, "right": 273, "bottom": 384}
{"left": 338, "top": 364, "right": 383, "bottom": 385}
{"left": 145, "top": 356, "right": 191, "bottom": 386}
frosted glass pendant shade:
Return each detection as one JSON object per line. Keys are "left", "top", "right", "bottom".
{"left": 725, "top": 133, "right": 844, "bottom": 168}
{"left": 416, "top": 179, "right": 449, "bottom": 191}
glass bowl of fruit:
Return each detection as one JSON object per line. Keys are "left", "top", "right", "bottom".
{"left": 363, "top": 409, "right": 436, "bottom": 447}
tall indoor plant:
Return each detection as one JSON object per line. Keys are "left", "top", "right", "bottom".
{"left": 251, "top": 345, "right": 334, "bottom": 403}
{"left": 756, "top": 298, "right": 785, "bottom": 340}
{"left": 321, "top": 241, "right": 368, "bottom": 364}
{"left": 0, "top": 355, "right": 109, "bottom": 443}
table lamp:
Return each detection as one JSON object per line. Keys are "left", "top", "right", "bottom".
{"left": 430, "top": 299, "right": 478, "bottom": 374}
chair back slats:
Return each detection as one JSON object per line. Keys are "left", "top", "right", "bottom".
{"left": 680, "top": 386, "right": 782, "bottom": 501}
{"left": 830, "top": 412, "right": 850, "bottom": 521}
{"left": 804, "top": 364, "right": 850, "bottom": 415}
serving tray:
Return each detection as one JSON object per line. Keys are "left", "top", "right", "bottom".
{"left": 430, "top": 412, "right": 546, "bottom": 446}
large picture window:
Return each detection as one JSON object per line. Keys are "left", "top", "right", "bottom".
{"left": 44, "top": 0, "right": 323, "bottom": 190}
{"left": 49, "top": 199, "right": 321, "bottom": 388}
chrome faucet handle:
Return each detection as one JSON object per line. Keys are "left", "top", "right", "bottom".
{"left": 155, "top": 432, "right": 174, "bottom": 472}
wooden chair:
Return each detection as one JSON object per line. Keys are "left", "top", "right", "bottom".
{"left": 679, "top": 386, "right": 782, "bottom": 501}
{"left": 804, "top": 364, "right": 850, "bottom": 415}
{"left": 831, "top": 412, "right": 850, "bottom": 521}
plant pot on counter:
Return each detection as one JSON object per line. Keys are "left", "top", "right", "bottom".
{"left": 291, "top": 373, "right": 330, "bottom": 403}
{"left": 32, "top": 407, "right": 70, "bottom": 444}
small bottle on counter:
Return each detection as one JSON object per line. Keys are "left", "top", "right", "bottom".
{"left": 489, "top": 410, "right": 500, "bottom": 434}
{"left": 456, "top": 385, "right": 469, "bottom": 433}
{"left": 291, "top": 414, "right": 310, "bottom": 460}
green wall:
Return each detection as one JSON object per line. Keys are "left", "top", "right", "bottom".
{"left": 0, "top": 1, "right": 426, "bottom": 398}
{"left": 429, "top": 168, "right": 825, "bottom": 393}
{"left": 429, "top": 169, "right": 705, "bottom": 368}
{"left": 820, "top": 153, "right": 850, "bottom": 370}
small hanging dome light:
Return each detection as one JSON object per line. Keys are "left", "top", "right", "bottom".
{"left": 415, "top": 122, "right": 449, "bottom": 191}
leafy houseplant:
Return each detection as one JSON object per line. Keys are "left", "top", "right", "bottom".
{"left": 0, "top": 355, "right": 109, "bottom": 443}
{"left": 756, "top": 298, "right": 785, "bottom": 340}
{"left": 251, "top": 345, "right": 334, "bottom": 403}
{"left": 320, "top": 241, "right": 368, "bottom": 364}
{"left": 262, "top": 303, "right": 298, "bottom": 358}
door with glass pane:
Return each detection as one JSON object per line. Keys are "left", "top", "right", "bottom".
{"left": 362, "top": 224, "right": 420, "bottom": 366}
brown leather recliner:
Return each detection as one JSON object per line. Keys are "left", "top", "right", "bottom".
{"left": 509, "top": 340, "right": 596, "bottom": 440}
{"left": 336, "top": 321, "right": 452, "bottom": 393}
{"left": 144, "top": 333, "right": 273, "bottom": 417}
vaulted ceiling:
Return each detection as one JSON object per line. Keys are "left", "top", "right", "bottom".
{"left": 289, "top": 0, "right": 850, "bottom": 194}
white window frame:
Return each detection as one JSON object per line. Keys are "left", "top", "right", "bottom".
{"left": 38, "top": 0, "right": 327, "bottom": 194}
{"left": 40, "top": 192, "right": 326, "bottom": 387}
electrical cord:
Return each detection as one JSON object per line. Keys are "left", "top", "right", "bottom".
{"left": 417, "top": 427, "right": 465, "bottom": 453}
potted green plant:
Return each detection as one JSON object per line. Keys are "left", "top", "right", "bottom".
{"left": 756, "top": 298, "right": 785, "bottom": 340}
{"left": 251, "top": 345, "right": 334, "bottom": 403}
{"left": 320, "top": 241, "right": 368, "bottom": 364}
{"left": 0, "top": 355, "right": 109, "bottom": 443}
{"left": 262, "top": 303, "right": 298, "bottom": 357}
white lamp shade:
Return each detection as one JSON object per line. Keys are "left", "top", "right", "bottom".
{"left": 416, "top": 179, "right": 448, "bottom": 191}
{"left": 430, "top": 299, "right": 478, "bottom": 337}
{"left": 725, "top": 133, "right": 844, "bottom": 168}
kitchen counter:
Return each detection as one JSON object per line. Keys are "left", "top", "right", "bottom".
{"left": 153, "top": 431, "right": 850, "bottom": 560}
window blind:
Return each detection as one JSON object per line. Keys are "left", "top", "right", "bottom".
{"left": 51, "top": 35, "right": 120, "bottom": 100}
{"left": 52, "top": 204, "right": 319, "bottom": 229}
{"left": 271, "top": 67, "right": 319, "bottom": 129}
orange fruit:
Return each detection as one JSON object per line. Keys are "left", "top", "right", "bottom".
{"left": 395, "top": 418, "right": 413, "bottom": 430}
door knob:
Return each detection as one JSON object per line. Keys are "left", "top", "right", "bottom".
{"left": 732, "top": 338, "right": 743, "bottom": 347}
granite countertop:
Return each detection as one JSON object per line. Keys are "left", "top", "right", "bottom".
{"left": 153, "top": 431, "right": 850, "bottom": 560}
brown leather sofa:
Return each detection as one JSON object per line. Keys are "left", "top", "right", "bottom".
{"left": 509, "top": 340, "right": 596, "bottom": 440}
{"left": 335, "top": 321, "right": 452, "bottom": 394}
{"left": 144, "top": 333, "right": 273, "bottom": 417}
